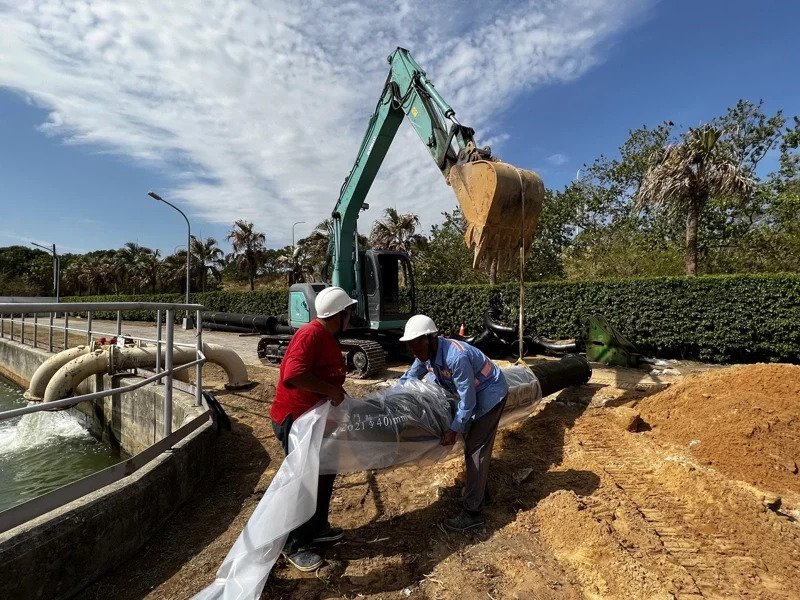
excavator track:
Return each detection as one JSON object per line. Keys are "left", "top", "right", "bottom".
{"left": 338, "top": 338, "right": 386, "bottom": 379}
{"left": 257, "top": 335, "right": 386, "bottom": 379}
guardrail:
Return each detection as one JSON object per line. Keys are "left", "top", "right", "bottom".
{"left": 0, "top": 302, "right": 205, "bottom": 437}
{"left": 0, "top": 302, "right": 213, "bottom": 534}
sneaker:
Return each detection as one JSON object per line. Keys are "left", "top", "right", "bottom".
{"left": 312, "top": 526, "right": 344, "bottom": 543}
{"left": 443, "top": 510, "right": 485, "bottom": 532}
{"left": 284, "top": 549, "right": 323, "bottom": 572}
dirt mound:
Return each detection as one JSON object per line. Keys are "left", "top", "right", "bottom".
{"left": 638, "top": 363, "right": 800, "bottom": 496}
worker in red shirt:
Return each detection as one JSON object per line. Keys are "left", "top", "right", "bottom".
{"left": 270, "top": 286, "right": 356, "bottom": 572}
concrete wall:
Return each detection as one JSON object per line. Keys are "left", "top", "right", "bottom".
{"left": 0, "top": 337, "right": 217, "bottom": 600}
{"left": 0, "top": 421, "right": 215, "bottom": 600}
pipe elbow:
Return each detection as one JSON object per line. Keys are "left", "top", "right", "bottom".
{"left": 43, "top": 348, "right": 110, "bottom": 403}
{"left": 25, "top": 345, "right": 91, "bottom": 401}
{"left": 202, "top": 343, "right": 251, "bottom": 389}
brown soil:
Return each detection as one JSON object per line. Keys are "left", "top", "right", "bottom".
{"left": 83, "top": 361, "right": 800, "bottom": 600}
{"left": 638, "top": 364, "right": 800, "bottom": 499}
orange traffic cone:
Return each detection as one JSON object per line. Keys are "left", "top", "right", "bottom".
{"left": 458, "top": 322, "right": 466, "bottom": 337}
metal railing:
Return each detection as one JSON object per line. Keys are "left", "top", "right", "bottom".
{"left": 0, "top": 302, "right": 206, "bottom": 437}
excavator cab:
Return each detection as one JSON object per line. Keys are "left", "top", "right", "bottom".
{"left": 359, "top": 249, "right": 416, "bottom": 329}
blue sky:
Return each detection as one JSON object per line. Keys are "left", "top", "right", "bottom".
{"left": 0, "top": 1, "right": 797, "bottom": 257}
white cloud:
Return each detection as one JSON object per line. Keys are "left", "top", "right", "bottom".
{"left": 547, "top": 153, "right": 569, "bottom": 166}
{"left": 0, "top": 0, "right": 652, "bottom": 246}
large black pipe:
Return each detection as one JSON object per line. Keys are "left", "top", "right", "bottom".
{"left": 202, "top": 312, "right": 278, "bottom": 333}
{"left": 528, "top": 354, "right": 592, "bottom": 397}
{"left": 201, "top": 322, "right": 260, "bottom": 334}
{"left": 531, "top": 336, "right": 579, "bottom": 354}
{"left": 485, "top": 308, "right": 516, "bottom": 341}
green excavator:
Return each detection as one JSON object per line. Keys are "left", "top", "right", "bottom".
{"left": 258, "top": 48, "right": 545, "bottom": 377}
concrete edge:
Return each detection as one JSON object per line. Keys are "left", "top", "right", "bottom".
{"left": 0, "top": 418, "right": 216, "bottom": 600}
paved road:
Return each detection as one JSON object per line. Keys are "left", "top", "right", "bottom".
{"left": 51, "top": 317, "right": 264, "bottom": 365}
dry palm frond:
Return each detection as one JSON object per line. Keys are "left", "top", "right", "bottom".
{"left": 636, "top": 125, "right": 754, "bottom": 213}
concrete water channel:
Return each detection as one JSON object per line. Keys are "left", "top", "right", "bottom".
{"left": 0, "top": 302, "right": 231, "bottom": 600}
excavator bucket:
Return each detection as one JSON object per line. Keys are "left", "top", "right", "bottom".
{"left": 449, "top": 160, "right": 545, "bottom": 269}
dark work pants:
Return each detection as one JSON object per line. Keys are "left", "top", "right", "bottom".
{"left": 272, "top": 415, "right": 337, "bottom": 554}
{"left": 462, "top": 395, "right": 507, "bottom": 515}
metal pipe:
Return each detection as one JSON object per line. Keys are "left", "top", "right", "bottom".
{"left": 20, "top": 313, "right": 25, "bottom": 345}
{"left": 10, "top": 314, "right": 14, "bottom": 342}
{"left": 87, "top": 311, "right": 93, "bottom": 346}
{"left": 33, "top": 312, "right": 38, "bottom": 349}
{"left": 195, "top": 309, "right": 202, "bottom": 406}
{"left": 63, "top": 312, "right": 69, "bottom": 350}
{"left": 0, "top": 302, "right": 203, "bottom": 313}
{"left": 156, "top": 309, "right": 162, "bottom": 384}
{"left": 1, "top": 359, "right": 202, "bottom": 422}
{"left": 116, "top": 310, "right": 122, "bottom": 337}
{"left": 164, "top": 308, "right": 174, "bottom": 437}
{"left": 25, "top": 345, "right": 91, "bottom": 400}
{"left": 48, "top": 312, "right": 53, "bottom": 352}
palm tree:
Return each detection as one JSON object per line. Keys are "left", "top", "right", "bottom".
{"left": 295, "top": 219, "right": 333, "bottom": 281}
{"left": 161, "top": 250, "right": 188, "bottom": 293}
{"left": 369, "top": 208, "right": 427, "bottom": 255}
{"left": 117, "top": 243, "right": 158, "bottom": 293}
{"left": 226, "top": 220, "right": 267, "bottom": 291}
{"left": 295, "top": 219, "right": 370, "bottom": 282}
{"left": 636, "top": 126, "right": 753, "bottom": 275}
{"left": 191, "top": 236, "right": 225, "bottom": 292}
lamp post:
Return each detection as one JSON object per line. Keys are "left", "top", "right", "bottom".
{"left": 148, "top": 190, "right": 193, "bottom": 329}
{"left": 291, "top": 221, "right": 305, "bottom": 285}
{"left": 31, "top": 242, "right": 59, "bottom": 301}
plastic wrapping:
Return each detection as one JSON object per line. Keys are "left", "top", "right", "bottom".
{"left": 319, "top": 379, "right": 456, "bottom": 474}
{"left": 499, "top": 365, "right": 544, "bottom": 428}
{"left": 319, "top": 365, "right": 543, "bottom": 474}
{"left": 193, "top": 401, "right": 330, "bottom": 600}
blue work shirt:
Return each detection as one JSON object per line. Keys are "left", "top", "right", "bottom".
{"left": 400, "top": 336, "right": 508, "bottom": 433}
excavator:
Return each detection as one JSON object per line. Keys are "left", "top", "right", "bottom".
{"left": 258, "top": 48, "right": 545, "bottom": 378}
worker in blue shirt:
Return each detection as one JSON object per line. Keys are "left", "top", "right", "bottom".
{"left": 399, "top": 314, "right": 508, "bottom": 531}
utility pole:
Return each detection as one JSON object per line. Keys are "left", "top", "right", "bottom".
{"left": 31, "top": 242, "right": 59, "bottom": 301}
{"left": 148, "top": 191, "right": 193, "bottom": 329}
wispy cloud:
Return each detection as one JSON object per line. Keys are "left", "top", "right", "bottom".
{"left": 0, "top": 1, "right": 652, "bottom": 246}
{"left": 547, "top": 153, "right": 569, "bottom": 167}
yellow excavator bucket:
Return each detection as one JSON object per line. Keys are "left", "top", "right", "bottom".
{"left": 449, "top": 160, "right": 545, "bottom": 269}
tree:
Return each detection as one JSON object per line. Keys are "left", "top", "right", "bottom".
{"left": 116, "top": 243, "right": 159, "bottom": 294}
{"left": 636, "top": 126, "right": 753, "bottom": 275}
{"left": 369, "top": 208, "right": 427, "bottom": 256}
{"left": 415, "top": 208, "right": 487, "bottom": 285}
{"left": 190, "top": 236, "right": 225, "bottom": 292}
{"left": 161, "top": 250, "right": 188, "bottom": 293}
{"left": 295, "top": 220, "right": 369, "bottom": 283}
{"left": 226, "top": 220, "right": 267, "bottom": 291}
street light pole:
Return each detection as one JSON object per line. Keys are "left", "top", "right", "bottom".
{"left": 291, "top": 221, "right": 305, "bottom": 285}
{"left": 31, "top": 242, "right": 59, "bottom": 301}
{"left": 148, "top": 191, "right": 193, "bottom": 329}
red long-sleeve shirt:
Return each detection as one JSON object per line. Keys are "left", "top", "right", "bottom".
{"left": 270, "top": 320, "right": 346, "bottom": 423}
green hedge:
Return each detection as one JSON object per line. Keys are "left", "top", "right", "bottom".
{"left": 61, "top": 290, "right": 287, "bottom": 323}
{"left": 66, "top": 274, "right": 800, "bottom": 363}
{"left": 417, "top": 274, "right": 800, "bottom": 364}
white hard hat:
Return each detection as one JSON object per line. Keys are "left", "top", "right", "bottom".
{"left": 399, "top": 314, "right": 438, "bottom": 342}
{"left": 315, "top": 286, "right": 357, "bottom": 318}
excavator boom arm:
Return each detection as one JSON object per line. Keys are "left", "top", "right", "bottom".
{"left": 331, "top": 47, "right": 544, "bottom": 298}
{"left": 332, "top": 48, "right": 474, "bottom": 295}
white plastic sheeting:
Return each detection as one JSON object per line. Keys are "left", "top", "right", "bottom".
{"left": 192, "top": 400, "right": 330, "bottom": 600}
{"left": 193, "top": 365, "right": 543, "bottom": 599}
{"left": 319, "top": 365, "right": 542, "bottom": 474}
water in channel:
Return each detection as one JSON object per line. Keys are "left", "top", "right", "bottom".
{"left": 0, "top": 374, "right": 121, "bottom": 513}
